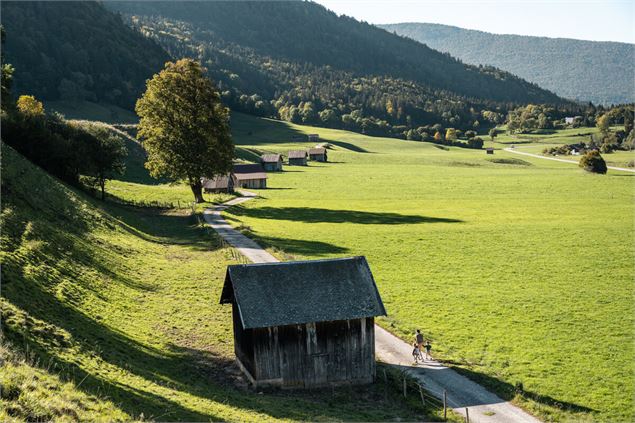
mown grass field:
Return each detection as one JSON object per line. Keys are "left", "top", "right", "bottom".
{"left": 221, "top": 114, "right": 635, "bottom": 422}
{"left": 1, "top": 143, "right": 451, "bottom": 422}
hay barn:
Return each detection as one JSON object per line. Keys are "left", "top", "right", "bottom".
{"left": 201, "top": 174, "right": 238, "bottom": 193}
{"left": 288, "top": 150, "right": 308, "bottom": 166}
{"left": 308, "top": 147, "right": 328, "bottom": 162}
{"left": 260, "top": 154, "right": 283, "bottom": 171}
{"left": 233, "top": 164, "right": 268, "bottom": 189}
{"left": 220, "top": 257, "right": 386, "bottom": 389}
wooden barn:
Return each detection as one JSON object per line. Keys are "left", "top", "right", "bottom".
{"left": 201, "top": 174, "right": 238, "bottom": 193}
{"left": 220, "top": 256, "right": 386, "bottom": 389}
{"left": 288, "top": 150, "right": 308, "bottom": 166}
{"left": 308, "top": 134, "right": 320, "bottom": 143}
{"left": 486, "top": 147, "right": 494, "bottom": 155}
{"left": 308, "top": 147, "right": 328, "bottom": 162}
{"left": 233, "top": 164, "right": 268, "bottom": 189}
{"left": 260, "top": 154, "right": 283, "bottom": 172}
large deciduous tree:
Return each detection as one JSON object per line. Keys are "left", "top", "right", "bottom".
{"left": 136, "top": 59, "right": 234, "bottom": 202}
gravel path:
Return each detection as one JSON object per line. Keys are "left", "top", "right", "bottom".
{"left": 203, "top": 191, "right": 541, "bottom": 423}
{"left": 504, "top": 147, "right": 635, "bottom": 173}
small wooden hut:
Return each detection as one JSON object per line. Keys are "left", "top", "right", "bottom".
{"left": 308, "top": 147, "right": 328, "bottom": 162}
{"left": 486, "top": 148, "right": 494, "bottom": 155}
{"left": 260, "top": 154, "right": 283, "bottom": 171}
{"left": 201, "top": 174, "right": 238, "bottom": 193}
{"left": 308, "top": 134, "right": 320, "bottom": 143}
{"left": 288, "top": 150, "right": 308, "bottom": 166}
{"left": 220, "top": 256, "right": 386, "bottom": 389}
{"left": 233, "top": 164, "right": 267, "bottom": 189}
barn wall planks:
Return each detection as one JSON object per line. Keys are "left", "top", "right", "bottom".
{"left": 232, "top": 304, "right": 375, "bottom": 388}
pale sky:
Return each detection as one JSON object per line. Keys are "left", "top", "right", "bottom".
{"left": 315, "top": 0, "right": 635, "bottom": 43}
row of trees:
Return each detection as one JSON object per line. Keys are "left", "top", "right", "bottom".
{"left": 2, "top": 97, "right": 127, "bottom": 200}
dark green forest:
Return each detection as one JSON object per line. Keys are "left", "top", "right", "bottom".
{"left": 104, "top": 1, "right": 579, "bottom": 136}
{"left": 380, "top": 23, "right": 635, "bottom": 106}
{"left": 3, "top": 1, "right": 583, "bottom": 137}
{"left": 1, "top": 1, "right": 169, "bottom": 109}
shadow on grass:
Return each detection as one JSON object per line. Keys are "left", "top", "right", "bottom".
{"left": 327, "top": 139, "right": 373, "bottom": 153}
{"left": 451, "top": 365, "right": 596, "bottom": 414}
{"left": 103, "top": 203, "right": 222, "bottom": 251}
{"left": 254, "top": 234, "right": 348, "bottom": 256}
{"left": 229, "top": 205, "right": 463, "bottom": 225}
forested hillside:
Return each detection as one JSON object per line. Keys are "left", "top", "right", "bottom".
{"left": 104, "top": 1, "right": 575, "bottom": 135}
{"left": 1, "top": 1, "right": 169, "bottom": 109}
{"left": 380, "top": 23, "right": 634, "bottom": 105}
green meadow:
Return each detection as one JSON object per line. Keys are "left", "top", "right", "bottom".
{"left": 220, "top": 114, "right": 635, "bottom": 422}
{"left": 1, "top": 143, "right": 450, "bottom": 422}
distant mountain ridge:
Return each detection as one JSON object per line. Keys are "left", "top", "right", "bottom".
{"left": 380, "top": 22, "right": 634, "bottom": 105}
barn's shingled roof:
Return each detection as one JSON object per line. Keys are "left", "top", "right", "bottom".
{"left": 202, "top": 174, "right": 235, "bottom": 190}
{"left": 261, "top": 154, "right": 282, "bottom": 163}
{"left": 220, "top": 257, "right": 386, "bottom": 329}
{"left": 233, "top": 164, "right": 267, "bottom": 180}
{"left": 288, "top": 150, "right": 308, "bottom": 159}
{"left": 308, "top": 148, "right": 326, "bottom": 155}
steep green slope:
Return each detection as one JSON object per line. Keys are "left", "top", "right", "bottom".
{"left": 1, "top": 1, "right": 170, "bottom": 109}
{"left": 380, "top": 23, "right": 635, "bottom": 105}
{"left": 0, "top": 143, "right": 447, "bottom": 422}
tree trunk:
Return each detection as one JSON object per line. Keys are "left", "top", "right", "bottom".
{"left": 100, "top": 179, "right": 105, "bottom": 201}
{"left": 190, "top": 179, "right": 204, "bottom": 203}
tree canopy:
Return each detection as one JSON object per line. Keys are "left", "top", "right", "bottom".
{"left": 136, "top": 59, "right": 234, "bottom": 202}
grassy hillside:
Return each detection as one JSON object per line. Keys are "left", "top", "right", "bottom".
{"left": 380, "top": 22, "right": 635, "bottom": 105}
{"left": 222, "top": 114, "right": 635, "bottom": 422}
{"left": 0, "top": 143, "right": 451, "bottom": 422}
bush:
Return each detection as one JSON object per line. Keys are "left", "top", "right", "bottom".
{"left": 579, "top": 150, "right": 607, "bottom": 174}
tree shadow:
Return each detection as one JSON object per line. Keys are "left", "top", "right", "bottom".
{"left": 452, "top": 365, "right": 596, "bottom": 414}
{"left": 326, "top": 139, "right": 373, "bottom": 153}
{"left": 229, "top": 205, "right": 463, "bottom": 225}
{"left": 103, "top": 203, "right": 223, "bottom": 251}
{"left": 252, "top": 233, "right": 349, "bottom": 256}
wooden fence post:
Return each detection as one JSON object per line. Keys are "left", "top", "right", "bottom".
{"left": 465, "top": 407, "right": 470, "bottom": 423}
{"left": 443, "top": 390, "right": 447, "bottom": 420}
{"left": 418, "top": 384, "right": 425, "bottom": 406}
{"left": 403, "top": 376, "right": 407, "bottom": 398}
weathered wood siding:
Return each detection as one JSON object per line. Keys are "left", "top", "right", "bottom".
{"left": 239, "top": 179, "right": 267, "bottom": 189}
{"left": 309, "top": 153, "right": 327, "bottom": 162}
{"left": 233, "top": 311, "right": 375, "bottom": 388}
{"left": 232, "top": 302, "right": 255, "bottom": 376}
{"left": 263, "top": 161, "right": 282, "bottom": 171}
{"left": 288, "top": 157, "right": 307, "bottom": 166}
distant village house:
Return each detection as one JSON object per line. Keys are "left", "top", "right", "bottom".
{"left": 220, "top": 256, "right": 386, "bottom": 388}
{"left": 260, "top": 154, "right": 283, "bottom": 171}
{"left": 308, "top": 147, "right": 328, "bottom": 162}
{"left": 288, "top": 150, "right": 308, "bottom": 166}
{"left": 233, "top": 164, "right": 268, "bottom": 189}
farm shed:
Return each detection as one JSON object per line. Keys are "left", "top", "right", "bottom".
{"left": 201, "top": 174, "right": 238, "bottom": 193}
{"left": 260, "top": 154, "right": 283, "bottom": 171}
{"left": 308, "top": 147, "right": 328, "bottom": 162}
{"left": 220, "top": 256, "right": 386, "bottom": 389}
{"left": 288, "top": 150, "right": 308, "bottom": 166}
{"left": 233, "top": 164, "right": 267, "bottom": 189}
{"left": 486, "top": 148, "right": 494, "bottom": 155}
{"left": 308, "top": 134, "right": 320, "bottom": 143}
